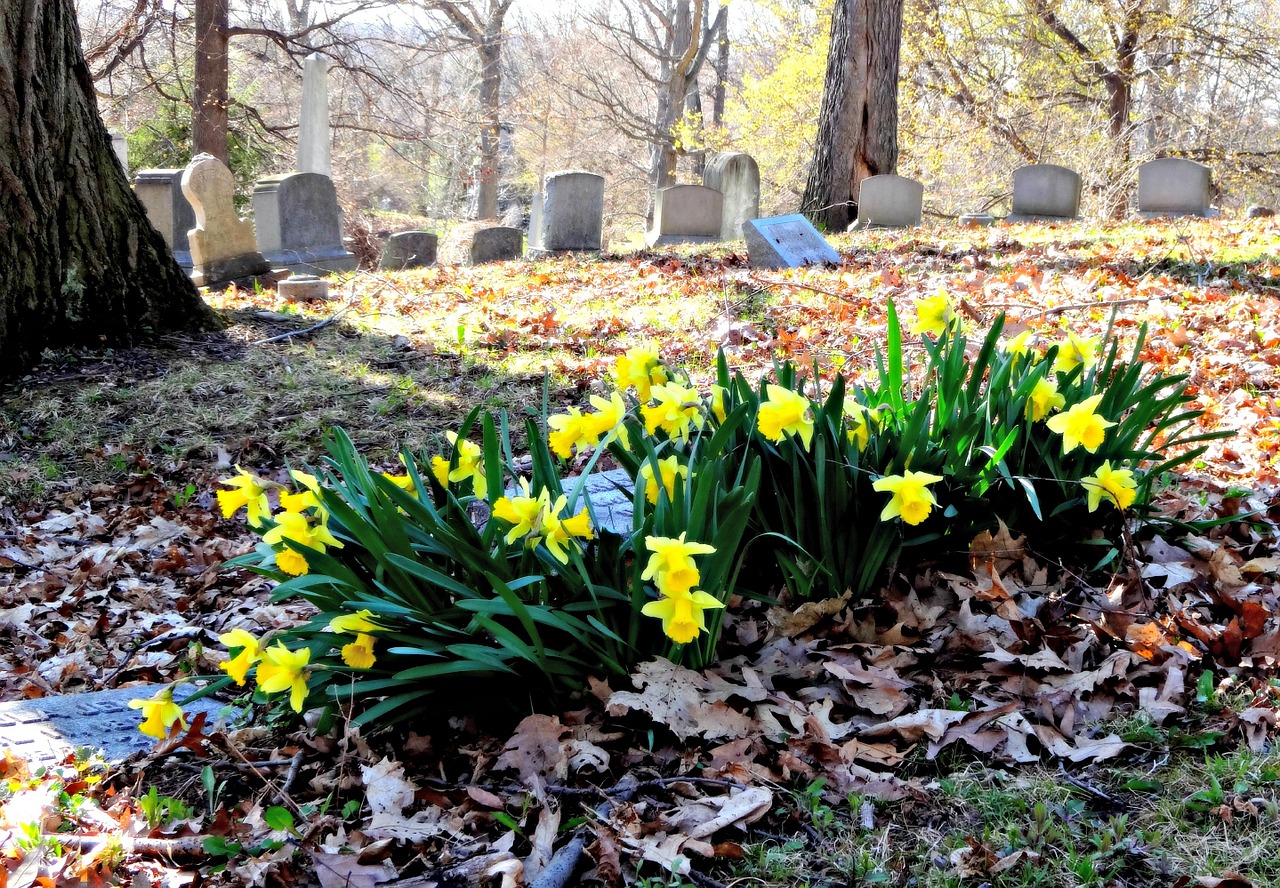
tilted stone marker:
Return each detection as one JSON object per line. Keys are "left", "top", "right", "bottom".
{"left": 1006, "top": 164, "right": 1082, "bottom": 222}
{"left": 297, "top": 52, "right": 331, "bottom": 176}
{"left": 134, "top": 168, "right": 196, "bottom": 270}
{"left": 1137, "top": 158, "right": 1213, "bottom": 218}
{"left": 440, "top": 222, "right": 524, "bottom": 265}
{"left": 851, "top": 174, "right": 924, "bottom": 229}
{"left": 182, "top": 153, "right": 273, "bottom": 289}
{"left": 529, "top": 170, "right": 605, "bottom": 255}
{"left": 381, "top": 231, "right": 439, "bottom": 269}
{"left": 253, "top": 172, "right": 356, "bottom": 274}
{"left": 703, "top": 152, "right": 761, "bottom": 240}
{"left": 742, "top": 214, "right": 840, "bottom": 269}
{"left": 647, "top": 184, "right": 724, "bottom": 247}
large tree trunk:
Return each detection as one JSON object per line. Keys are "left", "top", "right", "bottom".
{"left": 193, "top": 0, "right": 230, "bottom": 164}
{"left": 0, "top": 0, "right": 220, "bottom": 375}
{"left": 474, "top": 33, "right": 503, "bottom": 220}
{"left": 802, "top": 0, "right": 904, "bottom": 230}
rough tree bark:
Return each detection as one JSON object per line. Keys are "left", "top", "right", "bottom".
{"left": 193, "top": 0, "right": 230, "bottom": 163}
{"left": 0, "top": 0, "right": 220, "bottom": 375}
{"left": 802, "top": 0, "right": 904, "bottom": 231}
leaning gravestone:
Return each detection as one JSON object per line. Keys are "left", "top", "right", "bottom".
{"left": 647, "top": 184, "right": 725, "bottom": 247}
{"left": 134, "top": 169, "right": 196, "bottom": 270}
{"left": 529, "top": 171, "right": 605, "bottom": 254}
{"left": 1137, "top": 158, "right": 1213, "bottom": 218}
{"left": 381, "top": 231, "right": 439, "bottom": 269}
{"left": 851, "top": 174, "right": 924, "bottom": 229}
{"left": 703, "top": 152, "right": 761, "bottom": 240}
{"left": 1006, "top": 164, "right": 1082, "bottom": 222}
{"left": 182, "top": 153, "right": 274, "bottom": 289}
{"left": 440, "top": 223, "right": 524, "bottom": 266}
{"left": 253, "top": 172, "right": 356, "bottom": 274}
{"left": 297, "top": 53, "right": 331, "bottom": 177}
{"left": 742, "top": 214, "right": 840, "bottom": 269}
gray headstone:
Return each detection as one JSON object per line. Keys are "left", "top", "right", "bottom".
{"left": 183, "top": 154, "right": 274, "bottom": 289}
{"left": 298, "top": 53, "right": 331, "bottom": 177}
{"left": 851, "top": 174, "right": 923, "bottom": 229}
{"left": 1007, "top": 164, "right": 1081, "bottom": 222}
{"left": 253, "top": 172, "right": 357, "bottom": 275}
{"left": 109, "top": 131, "right": 128, "bottom": 172}
{"left": 647, "top": 184, "right": 724, "bottom": 247}
{"left": 703, "top": 152, "right": 761, "bottom": 240}
{"left": 959, "top": 213, "right": 997, "bottom": 227}
{"left": 440, "top": 223, "right": 524, "bottom": 265}
{"left": 134, "top": 169, "right": 196, "bottom": 270}
{"left": 742, "top": 214, "right": 840, "bottom": 269}
{"left": 1137, "top": 158, "right": 1212, "bottom": 217}
{"left": 529, "top": 171, "right": 605, "bottom": 254}
{"left": 279, "top": 274, "right": 331, "bottom": 302}
{"left": 381, "top": 231, "right": 439, "bottom": 270}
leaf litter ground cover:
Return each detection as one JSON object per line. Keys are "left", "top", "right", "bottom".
{"left": 2, "top": 219, "right": 1280, "bottom": 886}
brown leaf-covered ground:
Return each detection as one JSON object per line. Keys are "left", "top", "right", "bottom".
{"left": 2, "top": 219, "right": 1280, "bottom": 886}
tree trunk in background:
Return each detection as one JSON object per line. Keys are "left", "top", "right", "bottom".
{"left": 802, "top": 0, "right": 904, "bottom": 230}
{"left": 474, "top": 28, "right": 503, "bottom": 220}
{"left": 711, "top": 8, "right": 728, "bottom": 127}
{"left": 0, "top": 0, "right": 221, "bottom": 375}
{"left": 193, "top": 0, "right": 229, "bottom": 164}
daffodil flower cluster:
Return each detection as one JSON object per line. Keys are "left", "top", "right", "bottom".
{"left": 430, "top": 432, "right": 486, "bottom": 498}
{"left": 640, "top": 533, "right": 723, "bottom": 644}
{"left": 492, "top": 481, "right": 595, "bottom": 564}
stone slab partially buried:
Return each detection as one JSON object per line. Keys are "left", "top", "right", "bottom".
{"left": 440, "top": 223, "right": 524, "bottom": 266}
{"left": 851, "top": 174, "right": 924, "bottom": 229}
{"left": 703, "top": 152, "right": 761, "bottom": 240}
{"left": 529, "top": 171, "right": 605, "bottom": 254}
{"left": 1006, "top": 164, "right": 1082, "bottom": 222}
{"left": 182, "top": 153, "right": 273, "bottom": 289}
{"left": 742, "top": 214, "right": 840, "bottom": 269}
{"left": 1137, "top": 158, "right": 1212, "bottom": 217}
{"left": 0, "top": 686, "right": 228, "bottom": 768}
{"left": 134, "top": 169, "right": 196, "bottom": 270}
{"left": 253, "top": 172, "right": 356, "bottom": 275}
{"left": 381, "top": 231, "right": 439, "bottom": 270}
{"left": 647, "top": 184, "right": 724, "bottom": 247}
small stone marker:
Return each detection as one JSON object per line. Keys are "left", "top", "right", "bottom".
{"left": 440, "top": 223, "right": 524, "bottom": 265}
{"left": 647, "top": 184, "right": 724, "bottom": 247}
{"left": 1245, "top": 205, "right": 1275, "bottom": 219}
{"left": 182, "top": 153, "right": 274, "bottom": 289}
{"left": 381, "top": 231, "right": 439, "bottom": 269}
{"left": 134, "top": 168, "right": 196, "bottom": 270}
{"left": 703, "top": 152, "right": 761, "bottom": 240}
{"left": 279, "top": 274, "right": 331, "bottom": 302}
{"left": 529, "top": 170, "right": 605, "bottom": 254}
{"left": 959, "top": 212, "right": 996, "bottom": 227}
{"left": 253, "top": 172, "right": 356, "bottom": 274}
{"left": 1006, "top": 164, "right": 1082, "bottom": 222}
{"left": 298, "top": 53, "right": 331, "bottom": 176}
{"left": 742, "top": 214, "right": 840, "bottom": 269}
{"left": 109, "top": 130, "right": 128, "bottom": 172}
{"left": 1137, "top": 158, "right": 1212, "bottom": 217}
{"left": 0, "top": 686, "right": 226, "bottom": 767}
{"left": 850, "top": 174, "right": 924, "bottom": 229}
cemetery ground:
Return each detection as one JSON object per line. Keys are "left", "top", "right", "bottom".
{"left": 2, "top": 218, "right": 1280, "bottom": 887}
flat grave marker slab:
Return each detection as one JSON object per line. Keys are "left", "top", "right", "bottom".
{"left": 742, "top": 214, "right": 840, "bottom": 269}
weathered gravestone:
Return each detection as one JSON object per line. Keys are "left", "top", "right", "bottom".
{"left": 647, "top": 185, "right": 724, "bottom": 247}
{"left": 279, "top": 274, "right": 331, "bottom": 302}
{"left": 182, "top": 153, "right": 274, "bottom": 289}
{"left": 958, "top": 213, "right": 996, "bottom": 227}
{"left": 440, "top": 223, "right": 524, "bottom": 266}
{"left": 298, "top": 53, "right": 331, "bottom": 176}
{"left": 380, "top": 231, "right": 439, "bottom": 270}
{"left": 529, "top": 171, "right": 605, "bottom": 254}
{"left": 703, "top": 152, "right": 761, "bottom": 240}
{"left": 109, "top": 131, "right": 128, "bottom": 172}
{"left": 1006, "top": 164, "right": 1082, "bottom": 222}
{"left": 742, "top": 214, "right": 840, "bottom": 269}
{"left": 1137, "top": 158, "right": 1213, "bottom": 217}
{"left": 850, "top": 174, "right": 924, "bottom": 229}
{"left": 134, "top": 169, "right": 196, "bottom": 270}
{"left": 253, "top": 172, "right": 356, "bottom": 274}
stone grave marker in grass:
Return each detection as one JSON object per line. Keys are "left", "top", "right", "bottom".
{"left": 646, "top": 184, "right": 725, "bottom": 247}
{"left": 381, "top": 231, "right": 439, "bottom": 270}
{"left": 134, "top": 169, "right": 196, "bottom": 271}
{"left": 440, "top": 223, "right": 524, "bottom": 265}
{"left": 529, "top": 171, "right": 605, "bottom": 255}
{"left": 1006, "top": 164, "right": 1082, "bottom": 223}
{"left": 182, "top": 154, "right": 275, "bottom": 290}
{"left": 253, "top": 172, "right": 357, "bottom": 275}
{"left": 743, "top": 214, "right": 841, "bottom": 269}
{"left": 850, "top": 174, "right": 924, "bottom": 229}
{"left": 1137, "top": 158, "right": 1214, "bottom": 218}
{"left": 703, "top": 152, "right": 761, "bottom": 240}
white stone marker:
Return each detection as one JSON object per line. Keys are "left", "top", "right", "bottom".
{"left": 647, "top": 184, "right": 724, "bottom": 247}
{"left": 851, "top": 174, "right": 924, "bottom": 229}
{"left": 1137, "top": 158, "right": 1213, "bottom": 217}
{"left": 1006, "top": 164, "right": 1082, "bottom": 222}
{"left": 298, "top": 53, "right": 331, "bottom": 177}
{"left": 703, "top": 152, "right": 761, "bottom": 240}
{"left": 109, "top": 131, "right": 128, "bottom": 172}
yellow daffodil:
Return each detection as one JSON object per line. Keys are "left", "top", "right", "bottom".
{"left": 217, "top": 628, "right": 261, "bottom": 686}
{"left": 640, "top": 455, "right": 688, "bottom": 505}
{"left": 262, "top": 511, "right": 343, "bottom": 576}
{"left": 1081, "top": 460, "right": 1138, "bottom": 512}
{"left": 585, "top": 392, "right": 630, "bottom": 449}
{"left": 540, "top": 498, "right": 594, "bottom": 564}
{"left": 757, "top": 384, "right": 815, "bottom": 449}
{"left": 548, "top": 407, "right": 599, "bottom": 458}
{"left": 910, "top": 290, "right": 955, "bottom": 337}
{"left": 641, "top": 587, "right": 725, "bottom": 644}
{"left": 430, "top": 432, "right": 486, "bottom": 498}
{"left": 642, "top": 533, "right": 716, "bottom": 597}
{"left": 615, "top": 346, "right": 667, "bottom": 401}
{"left": 216, "top": 467, "right": 272, "bottom": 525}
{"left": 278, "top": 469, "right": 322, "bottom": 513}
{"left": 128, "top": 687, "right": 187, "bottom": 739}
{"left": 873, "top": 469, "right": 945, "bottom": 526}
{"left": 380, "top": 472, "right": 418, "bottom": 497}
{"left": 256, "top": 643, "right": 311, "bottom": 713}
{"left": 341, "top": 633, "right": 377, "bottom": 669}
{"left": 1045, "top": 394, "right": 1116, "bottom": 454}
{"left": 709, "top": 385, "right": 729, "bottom": 424}
{"left": 1053, "top": 333, "right": 1100, "bottom": 374}
{"left": 843, "top": 399, "right": 871, "bottom": 451}
{"left": 492, "top": 481, "right": 547, "bottom": 546}
{"left": 1025, "top": 376, "right": 1066, "bottom": 422}
{"left": 329, "top": 609, "right": 379, "bottom": 634}
{"left": 1001, "top": 329, "right": 1042, "bottom": 361}
{"left": 641, "top": 383, "right": 705, "bottom": 444}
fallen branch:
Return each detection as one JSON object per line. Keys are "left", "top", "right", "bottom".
{"left": 53, "top": 834, "right": 208, "bottom": 861}
{"left": 256, "top": 305, "right": 353, "bottom": 344}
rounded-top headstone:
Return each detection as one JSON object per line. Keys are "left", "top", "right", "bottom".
{"left": 703, "top": 152, "right": 761, "bottom": 240}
